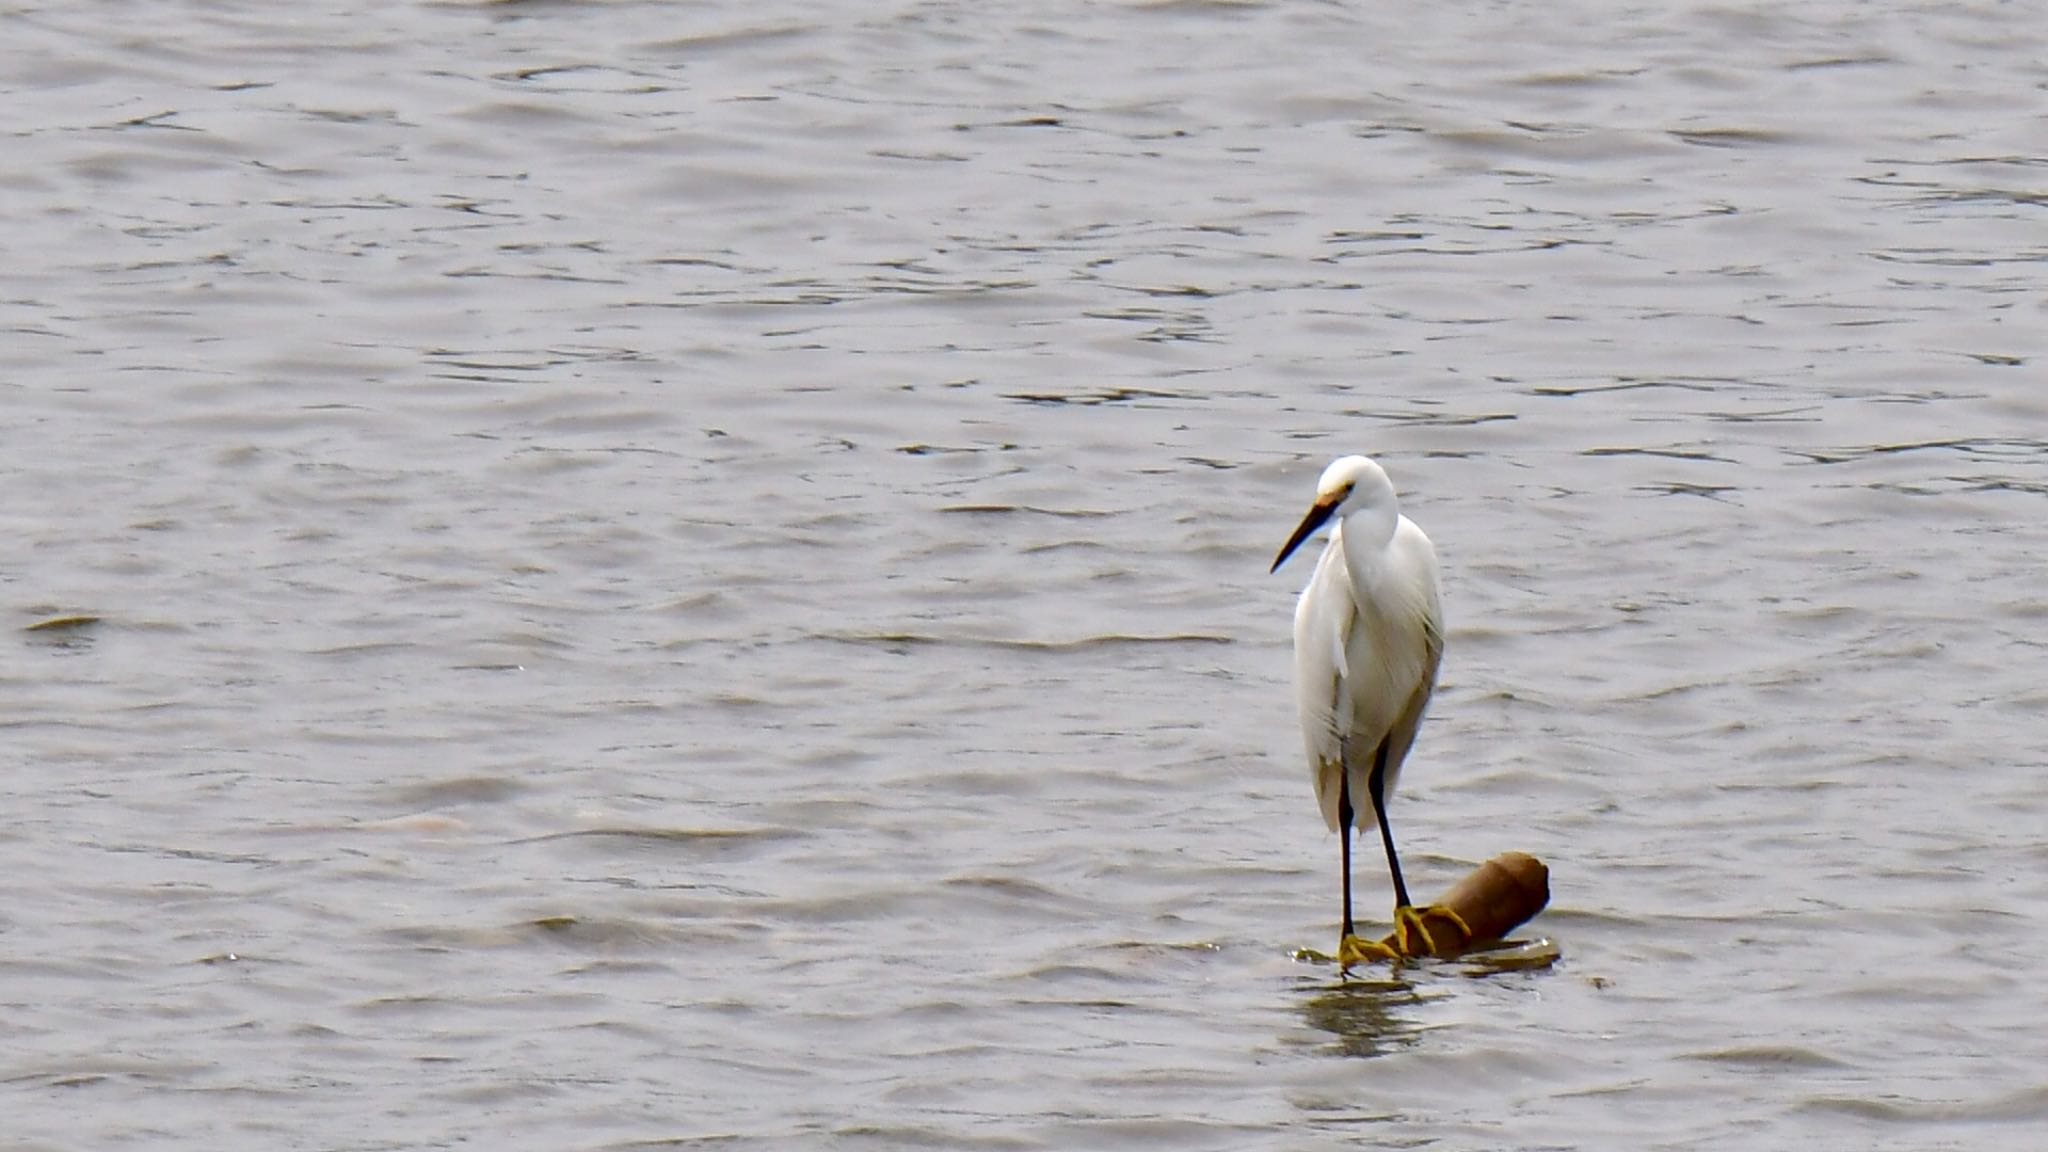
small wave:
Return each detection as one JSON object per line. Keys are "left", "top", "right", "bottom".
{"left": 1798, "top": 1082, "right": 2048, "bottom": 1124}
{"left": 815, "top": 630, "right": 1231, "bottom": 651}
{"left": 517, "top": 826, "right": 808, "bottom": 853}
{"left": 936, "top": 503, "right": 1116, "bottom": 518}
{"left": 1686, "top": 1044, "right": 1856, "bottom": 1070}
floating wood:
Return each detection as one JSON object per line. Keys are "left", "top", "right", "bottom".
{"left": 1373, "top": 850, "right": 1550, "bottom": 959}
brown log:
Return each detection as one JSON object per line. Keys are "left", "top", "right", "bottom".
{"left": 1374, "top": 850, "right": 1550, "bottom": 958}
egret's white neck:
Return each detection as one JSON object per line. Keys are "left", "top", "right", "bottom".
{"left": 1336, "top": 500, "right": 1400, "bottom": 582}
{"left": 1339, "top": 500, "right": 1397, "bottom": 552}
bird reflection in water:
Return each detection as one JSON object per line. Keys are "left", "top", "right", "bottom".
{"left": 1293, "top": 940, "right": 1561, "bottom": 1058}
{"left": 1294, "top": 975, "right": 1428, "bottom": 1059}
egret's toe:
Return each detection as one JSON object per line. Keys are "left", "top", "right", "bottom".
{"left": 1393, "top": 903, "right": 1473, "bottom": 957}
{"left": 1335, "top": 932, "right": 1401, "bottom": 969}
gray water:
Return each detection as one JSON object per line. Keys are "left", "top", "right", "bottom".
{"left": 6, "top": 2, "right": 2048, "bottom": 1148}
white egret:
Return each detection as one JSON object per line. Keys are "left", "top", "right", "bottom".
{"left": 1270, "top": 454, "right": 1466, "bottom": 966}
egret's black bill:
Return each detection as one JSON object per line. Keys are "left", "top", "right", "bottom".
{"left": 1270, "top": 500, "right": 1336, "bottom": 573}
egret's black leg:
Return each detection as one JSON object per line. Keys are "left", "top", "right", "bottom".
{"left": 1333, "top": 770, "right": 1401, "bottom": 968}
{"left": 1368, "top": 740, "right": 1473, "bottom": 957}
{"left": 1336, "top": 771, "right": 1355, "bottom": 941}
{"left": 1365, "top": 741, "right": 1412, "bottom": 911}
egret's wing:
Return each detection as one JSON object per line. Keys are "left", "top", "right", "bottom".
{"left": 1369, "top": 518, "right": 1444, "bottom": 802}
{"left": 1372, "top": 613, "right": 1441, "bottom": 803}
{"left": 1294, "top": 539, "right": 1357, "bottom": 833}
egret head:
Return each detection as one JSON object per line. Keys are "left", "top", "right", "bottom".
{"left": 1269, "top": 455, "right": 1398, "bottom": 573}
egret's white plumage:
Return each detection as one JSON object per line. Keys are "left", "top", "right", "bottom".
{"left": 1271, "top": 454, "right": 1447, "bottom": 959}
{"left": 1283, "top": 457, "right": 1442, "bottom": 833}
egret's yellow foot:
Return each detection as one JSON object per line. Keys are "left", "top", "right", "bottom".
{"left": 1393, "top": 903, "right": 1473, "bottom": 957}
{"left": 1335, "top": 932, "right": 1401, "bottom": 969}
